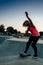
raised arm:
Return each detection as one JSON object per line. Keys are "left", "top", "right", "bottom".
{"left": 25, "top": 12, "right": 34, "bottom": 26}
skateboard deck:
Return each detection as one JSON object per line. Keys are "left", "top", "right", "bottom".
{"left": 20, "top": 53, "right": 31, "bottom": 57}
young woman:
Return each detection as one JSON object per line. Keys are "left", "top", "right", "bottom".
{"left": 23, "top": 12, "right": 40, "bottom": 57}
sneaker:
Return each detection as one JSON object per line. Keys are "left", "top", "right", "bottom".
{"left": 20, "top": 53, "right": 27, "bottom": 57}
{"left": 22, "top": 53, "right": 27, "bottom": 55}
{"left": 23, "top": 53, "right": 31, "bottom": 56}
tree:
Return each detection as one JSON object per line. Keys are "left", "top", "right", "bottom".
{"left": 18, "top": 31, "right": 21, "bottom": 34}
{"left": 0, "top": 24, "right": 5, "bottom": 33}
{"left": 6, "top": 26, "right": 14, "bottom": 35}
{"left": 39, "top": 31, "right": 43, "bottom": 36}
{"left": 14, "top": 29, "right": 17, "bottom": 34}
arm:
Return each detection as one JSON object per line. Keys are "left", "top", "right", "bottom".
{"left": 24, "top": 27, "right": 29, "bottom": 35}
{"left": 25, "top": 12, "right": 34, "bottom": 26}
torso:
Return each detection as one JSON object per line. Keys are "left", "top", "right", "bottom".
{"left": 29, "top": 26, "right": 40, "bottom": 36}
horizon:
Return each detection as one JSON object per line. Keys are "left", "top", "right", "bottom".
{"left": 0, "top": 0, "right": 43, "bottom": 33}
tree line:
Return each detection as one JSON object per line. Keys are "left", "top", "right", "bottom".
{"left": 0, "top": 24, "right": 21, "bottom": 36}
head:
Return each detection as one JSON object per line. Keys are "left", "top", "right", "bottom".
{"left": 23, "top": 20, "right": 31, "bottom": 27}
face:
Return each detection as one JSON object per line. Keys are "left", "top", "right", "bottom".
{"left": 23, "top": 20, "right": 30, "bottom": 27}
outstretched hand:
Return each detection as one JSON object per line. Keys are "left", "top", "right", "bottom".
{"left": 25, "top": 11, "right": 28, "bottom": 17}
{"left": 25, "top": 11, "right": 33, "bottom": 27}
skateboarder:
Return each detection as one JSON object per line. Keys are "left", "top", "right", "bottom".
{"left": 23, "top": 12, "right": 40, "bottom": 57}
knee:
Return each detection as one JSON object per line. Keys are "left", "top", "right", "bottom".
{"left": 26, "top": 42, "right": 29, "bottom": 46}
{"left": 31, "top": 44, "right": 37, "bottom": 48}
{"left": 31, "top": 44, "right": 35, "bottom": 48}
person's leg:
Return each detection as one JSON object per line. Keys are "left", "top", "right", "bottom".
{"left": 24, "top": 36, "right": 33, "bottom": 53}
{"left": 31, "top": 36, "right": 40, "bottom": 56}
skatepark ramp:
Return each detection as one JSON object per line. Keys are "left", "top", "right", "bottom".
{"left": 0, "top": 36, "right": 12, "bottom": 44}
{"left": 0, "top": 37, "right": 43, "bottom": 65}
{"left": 0, "top": 37, "right": 43, "bottom": 58}
{"left": 0, "top": 55, "right": 43, "bottom": 65}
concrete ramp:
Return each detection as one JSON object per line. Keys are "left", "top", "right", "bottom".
{"left": 0, "top": 36, "right": 12, "bottom": 44}
{"left": 0, "top": 38, "right": 43, "bottom": 58}
{"left": 0, "top": 37, "right": 43, "bottom": 65}
{"left": 0, "top": 55, "right": 43, "bottom": 65}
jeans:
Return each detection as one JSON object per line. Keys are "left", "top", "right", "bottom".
{"left": 24, "top": 35, "right": 40, "bottom": 55}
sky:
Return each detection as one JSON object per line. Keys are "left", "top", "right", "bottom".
{"left": 0, "top": 0, "right": 43, "bottom": 33}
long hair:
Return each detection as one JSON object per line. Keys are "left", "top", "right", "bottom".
{"left": 23, "top": 20, "right": 30, "bottom": 27}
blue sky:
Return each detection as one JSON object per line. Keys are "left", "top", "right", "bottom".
{"left": 0, "top": 0, "right": 43, "bottom": 33}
